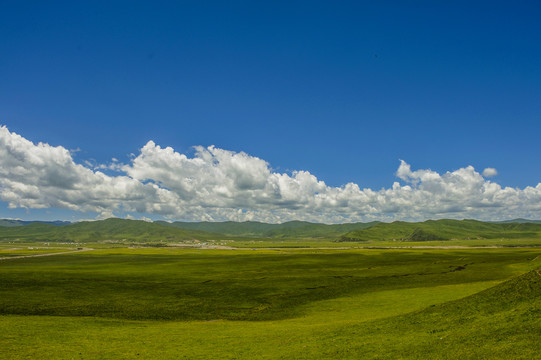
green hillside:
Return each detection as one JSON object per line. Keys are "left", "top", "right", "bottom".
{"left": 2, "top": 218, "right": 541, "bottom": 245}
{"left": 160, "top": 220, "right": 379, "bottom": 238}
{"left": 157, "top": 220, "right": 278, "bottom": 237}
{"left": 341, "top": 219, "right": 541, "bottom": 242}
{"left": 322, "top": 265, "right": 541, "bottom": 359}
{"left": 0, "top": 218, "right": 220, "bottom": 243}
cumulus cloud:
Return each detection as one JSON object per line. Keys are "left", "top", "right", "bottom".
{"left": 483, "top": 167, "right": 498, "bottom": 177}
{"left": 0, "top": 126, "right": 179, "bottom": 216}
{"left": 1, "top": 125, "right": 540, "bottom": 223}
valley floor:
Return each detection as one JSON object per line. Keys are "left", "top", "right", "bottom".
{"left": 1, "top": 246, "right": 540, "bottom": 359}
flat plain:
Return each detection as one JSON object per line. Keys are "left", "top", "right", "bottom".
{"left": 1, "top": 242, "right": 540, "bottom": 359}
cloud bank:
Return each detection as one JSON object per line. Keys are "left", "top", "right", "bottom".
{"left": 1, "top": 125, "right": 540, "bottom": 223}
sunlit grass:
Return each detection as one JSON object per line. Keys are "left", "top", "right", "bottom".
{"left": 1, "top": 247, "right": 540, "bottom": 359}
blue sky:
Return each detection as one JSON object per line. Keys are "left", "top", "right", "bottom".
{"left": 1, "top": 1, "right": 540, "bottom": 223}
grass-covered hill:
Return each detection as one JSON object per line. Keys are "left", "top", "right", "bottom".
{"left": 324, "top": 265, "right": 541, "bottom": 359}
{"left": 0, "top": 218, "right": 221, "bottom": 243}
{"left": 2, "top": 217, "right": 541, "bottom": 244}
{"left": 340, "top": 219, "right": 541, "bottom": 242}
{"left": 158, "top": 220, "right": 380, "bottom": 238}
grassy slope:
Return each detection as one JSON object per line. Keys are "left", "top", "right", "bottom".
{"left": 320, "top": 266, "right": 541, "bottom": 359}
{"left": 0, "top": 218, "right": 221, "bottom": 242}
{"left": 0, "top": 248, "right": 539, "bottom": 359}
{"left": 341, "top": 219, "right": 541, "bottom": 242}
{"left": 160, "top": 220, "right": 380, "bottom": 238}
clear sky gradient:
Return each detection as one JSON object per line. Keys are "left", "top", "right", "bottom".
{"left": 1, "top": 1, "right": 540, "bottom": 222}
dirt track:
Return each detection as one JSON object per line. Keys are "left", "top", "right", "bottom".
{"left": 0, "top": 247, "right": 94, "bottom": 261}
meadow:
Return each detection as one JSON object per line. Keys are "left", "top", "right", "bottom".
{"left": 1, "top": 244, "right": 540, "bottom": 359}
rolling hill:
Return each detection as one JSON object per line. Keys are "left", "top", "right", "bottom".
{"left": 2, "top": 218, "right": 541, "bottom": 244}
{"left": 0, "top": 218, "right": 221, "bottom": 242}
{"left": 328, "top": 265, "right": 541, "bottom": 359}
{"left": 340, "top": 219, "right": 541, "bottom": 242}
{"left": 158, "top": 220, "right": 380, "bottom": 238}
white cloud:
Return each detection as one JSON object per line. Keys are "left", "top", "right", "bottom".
{"left": 1, "top": 125, "right": 540, "bottom": 223}
{"left": 483, "top": 167, "right": 498, "bottom": 177}
{"left": 96, "top": 210, "right": 117, "bottom": 220}
{"left": 0, "top": 126, "right": 180, "bottom": 217}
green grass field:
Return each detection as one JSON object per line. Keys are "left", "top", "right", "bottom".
{"left": 1, "top": 246, "right": 540, "bottom": 359}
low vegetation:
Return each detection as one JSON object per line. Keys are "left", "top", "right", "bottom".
{"left": 1, "top": 218, "right": 540, "bottom": 358}
{"left": 0, "top": 246, "right": 540, "bottom": 358}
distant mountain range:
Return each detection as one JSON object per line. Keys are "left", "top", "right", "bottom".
{"left": 491, "top": 218, "right": 541, "bottom": 224}
{"left": 156, "top": 220, "right": 379, "bottom": 238}
{"left": 1, "top": 218, "right": 541, "bottom": 243}
{"left": 0, "top": 219, "right": 72, "bottom": 227}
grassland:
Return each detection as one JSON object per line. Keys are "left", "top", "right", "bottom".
{"left": 1, "top": 245, "right": 540, "bottom": 359}
{"left": 2, "top": 217, "right": 541, "bottom": 358}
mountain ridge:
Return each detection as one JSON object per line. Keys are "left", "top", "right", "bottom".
{"left": 340, "top": 218, "right": 541, "bottom": 242}
{"left": 2, "top": 218, "right": 541, "bottom": 243}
